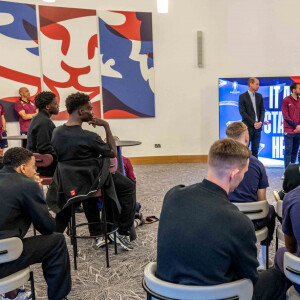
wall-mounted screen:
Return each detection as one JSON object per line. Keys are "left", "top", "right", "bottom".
{"left": 219, "top": 77, "right": 300, "bottom": 166}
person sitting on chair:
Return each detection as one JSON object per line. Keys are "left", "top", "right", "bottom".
{"left": 156, "top": 138, "right": 288, "bottom": 300}
{"left": 50, "top": 92, "right": 136, "bottom": 251}
{"left": 27, "top": 91, "right": 59, "bottom": 176}
{"left": 226, "top": 121, "right": 275, "bottom": 270}
{"left": 0, "top": 147, "right": 71, "bottom": 300}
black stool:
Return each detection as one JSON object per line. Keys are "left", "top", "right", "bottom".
{"left": 69, "top": 191, "right": 118, "bottom": 270}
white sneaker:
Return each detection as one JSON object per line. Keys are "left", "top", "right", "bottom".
{"left": 281, "top": 175, "right": 284, "bottom": 180}
{"left": 258, "top": 245, "right": 266, "bottom": 269}
{"left": 95, "top": 236, "right": 110, "bottom": 248}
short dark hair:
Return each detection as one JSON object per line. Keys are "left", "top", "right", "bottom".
{"left": 3, "top": 147, "right": 33, "bottom": 168}
{"left": 208, "top": 139, "right": 251, "bottom": 175}
{"left": 226, "top": 122, "right": 248, "bottom": 140}
{"left": 290, "top": 82, "right": 300, "bottom": 94}
{"left": 65, "top": 92, "right": 90, "bottom": 114}
{"left": 34, "top": 91, "right": 56, "bottom": 110}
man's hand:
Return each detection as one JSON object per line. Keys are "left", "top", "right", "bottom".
{"left": 88, "top": 117, "right": 109, "bottom": 128}
{"left": 34, "top": 173, "right": 43, "bottom": 189}
{"left": 294, "top": 125, "right": 300, "bottom": 133}
{"left": 254, "top": 122, "right": 262, "bottom": 129}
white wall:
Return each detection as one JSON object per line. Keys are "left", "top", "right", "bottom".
{"left": 5, "top": 0, "right": 300, "bottom": 157}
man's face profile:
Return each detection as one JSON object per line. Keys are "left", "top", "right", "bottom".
{"left": 80, "top": 101, "right": 94, "bottom": 122}
{"left": 21, "top": 156, "right": 37, "bottom": 179}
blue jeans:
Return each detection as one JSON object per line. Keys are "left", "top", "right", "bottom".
{"left": 284, "top": 133, "right": 300, "bottom": 168}
{"left": 248, "top": 127, "right": 261, "bottom": 158}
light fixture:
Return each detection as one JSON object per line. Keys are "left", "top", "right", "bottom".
{"left": 157, "top": 0, "right": 168, "bottom": 13}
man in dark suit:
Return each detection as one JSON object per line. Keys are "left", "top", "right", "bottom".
{"left": 239, "top": 77, "right": 265, "bottom": 158}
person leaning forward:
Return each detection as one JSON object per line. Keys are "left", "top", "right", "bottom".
{"left": 0, "top": 147, "right": 71, "bottom": 300}
{"left": 156, "top": 138, "right": 289, "bottom": 300}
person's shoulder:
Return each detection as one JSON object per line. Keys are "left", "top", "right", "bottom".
{"left": 286, "top": 184, "right": 300, "bottom": 200}
{"left": 250, "top": 155, "right": 265, "bottom": 170}
{"left": 239, "top": 91, "right": 248, "bottom": 99}
{"left": 82, "top": 129, "right": 101, "bottom": 140}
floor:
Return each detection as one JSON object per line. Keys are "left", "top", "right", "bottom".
{"left": 23, "top": 163, "right": 285, "bottom": 300}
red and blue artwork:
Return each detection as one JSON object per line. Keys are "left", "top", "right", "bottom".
{"left": 98, "top": 11, "right": 155, "bottom": 118}
{"left": 0, "top": 0, "right": 41, "bottom": 121}
{"left": 219, "top": 77, "right": 300, "bottom": 165}
{"left": 39, "top": 6, "right": 101, "bottom": 120}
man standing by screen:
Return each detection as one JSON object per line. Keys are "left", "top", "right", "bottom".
{"left": 239, "top": 78, "right": 265, "bottom": 158}
{"left": 282, "top": 82, "right": 300, "bottom": 169}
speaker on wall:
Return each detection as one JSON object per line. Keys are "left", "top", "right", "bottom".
{"left": 197, "top": 31, "right": 203, "bottom": 67}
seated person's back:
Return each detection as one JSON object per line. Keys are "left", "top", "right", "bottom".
{"left": 157, "top": 139, "right": 288, "bottom": 300}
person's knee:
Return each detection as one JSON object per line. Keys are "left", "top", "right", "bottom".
{"left": 50, "top": 232, "right": 67, "bottom": 249}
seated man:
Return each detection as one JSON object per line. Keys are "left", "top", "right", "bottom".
{"left": 27, "top": 91, "right": 59, "bottom": 176}
{"left": 0, "top": 147, "right": 71, "bottom": 300}
{"left": 273, "top": 159, "right": 300, "bottom": 201}
{"left": 226, "top": 121, "right": 275, "bottom": 269}
{"left": 275, "top": 171, "right": 300, "bottom": 292}
{"left": 51, "top": 92, "right": 136, "bottom": 251}
{"left": 157, "top": 138, "right": 288, "bottom": 300}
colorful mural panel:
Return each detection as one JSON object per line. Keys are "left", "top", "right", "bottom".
{"left": 98, "top": 11, "right": 155, "bottom": 118}
{"left": 39, "top": 6, "right": 101, "bottom": 120}
{"left": 0, "top": 1, "right": 41, "bottom": 121}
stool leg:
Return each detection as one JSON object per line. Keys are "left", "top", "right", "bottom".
{"left": 276, "top": 235, "right": 278, "bottom": 251}
{"left": 33, "top": 227, "right": 37, "bottom": 236}
{"left": 147, "top": 293, "right": 151, "bottom": 300}
{"left": 114, "top": 231, "right": 117, "bottom": 255}
{"left": 30, "top": 271, "right": 36, "bottom": 300}
{"left": 102, "top": 196, "right": 110, "bottom": 268}
{"left": 266, "top": 239, "right": 269, "bottom": 269}
{"left": 71, "top": 204, "right": 78, "bottom": 270}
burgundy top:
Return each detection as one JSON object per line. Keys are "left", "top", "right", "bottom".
{"left": 282, "top": 95, "right": 300, "bottom": 133}
{"left": 14, "top": 98, "right": 37, "bottom": 133}
{"left": 0, "top": 105, "right": 5, "bottom": 135}
{"left": 123, "top": 156, "right": 136, "bottom": 182}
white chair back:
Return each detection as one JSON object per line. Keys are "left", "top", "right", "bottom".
{"left": 0, "top": 237, "right": 23, "bottom": 264}
{"left": 144, "top": 262, "right": 253, "bottom": 300}
{"left": 284, "top": 252, "right": 300, "bottom": 285}
{"left": 233, "top": 200, "right": 269, "bottom": 221}
{"left": 276, "top": 200, "right": 283, "bottom": 218}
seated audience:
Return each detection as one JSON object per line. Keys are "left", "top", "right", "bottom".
{"left": 0, "top": 103, "right": 8, "bottom": 157}
{"left": 50, "top": 92, "right": 136, "bottom": 251}
{"left": 273, "top": 159, "right": 300, "bottom": 201}
{"left": 27, "top": 91, "right": 59, "bottom": 176}
{"left": 226, "top": 121, "right": 275, "bottom": 269}
{"left": 157, "top": 138, "right": 288, "bottom": 300}
{"left": 275, "top": 176, "right": 300, "bottom": 294}
{"left": 0, "top": 147, "right": 71, "bottom": 300}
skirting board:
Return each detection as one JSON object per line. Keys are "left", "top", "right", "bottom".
{"left": 129, "top": 155, "right": 208, "bottom": 165}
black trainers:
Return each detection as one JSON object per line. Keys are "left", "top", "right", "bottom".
{"left": 109, "top": 232, "right": 133, "bottom": 251}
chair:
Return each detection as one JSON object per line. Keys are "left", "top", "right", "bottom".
{"left": 275, "top": 200, "right": 284, "bottom": 251}
{"left": 142, "top": 262, "right": 253, "bottom": 300}
{"left": 0, "top": 238, "right": 35, "bottom": 300}
{"left": 233, "top": 201, "right": 269, "bottom": 268}
{"left": 284, "top": 252, "right": 300, "bottom": 300}
{"left": 70, "top": 158, "right": 119, "bottom": 270}
{"left": 33, "top": 153, "right": 53, "bottom": 186}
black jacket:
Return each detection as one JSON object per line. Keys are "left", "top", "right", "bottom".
{"left": 46, "top": 157, "right": 120, "bottom": 213}
{"left": 239, "top": 91, "right": 265, "bottom": 128}
{"left": 27, "top": 110, "right": 57, "bottom": 159}
{"left": 156, "top": 179, "right": 258, "bottom": 286}
{"left": 0, "top": 166, "right": 55, "bottom": 239}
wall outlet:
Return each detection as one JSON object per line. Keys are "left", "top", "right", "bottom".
{"left": 155, "top": 144, "right": 161, "bottom": 148}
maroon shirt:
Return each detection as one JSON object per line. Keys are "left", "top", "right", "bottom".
{"left": 0, "top": 105, "right": 5, "bottom": 135}
{"left": 282, "top": 95, "right": 300, "bottom": 133}
{"left": 14, "top": 98, "right": 37, "bottom": 133}
{"left": 123, "top": 156, "right": 136, "bottom": 182}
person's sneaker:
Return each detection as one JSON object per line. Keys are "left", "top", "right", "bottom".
{"left": 273, "top": 190, "right": 280, "bottom": 202}
{"left": 109, "top": 232, "right": 133, "bottom": 251}
{"left": 95, "top": 236, "right": 110, "bottom": 248}
{"left": 2, "top": 289, "right": 32, "bottom": 300}
{"left": 281, "top": 175, "right": 284, "bottom": 180}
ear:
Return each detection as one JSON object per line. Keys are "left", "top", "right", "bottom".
{"left": 229, "top": 168, "right": 239, "bottom": 181}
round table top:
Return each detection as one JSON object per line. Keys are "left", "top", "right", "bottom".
{"left": 2, "top": 135, "right": 27, "bottom": 140}
{"left": 116, "top": 140, "right": 141, "bottom": 147}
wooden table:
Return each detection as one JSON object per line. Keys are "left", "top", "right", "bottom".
{"left": 115, "top": 141, "right": 141, "bottom": 174}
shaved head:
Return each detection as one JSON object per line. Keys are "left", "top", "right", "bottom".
{"left": 19, "top": 87, "right": 30, "bottom": 99}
